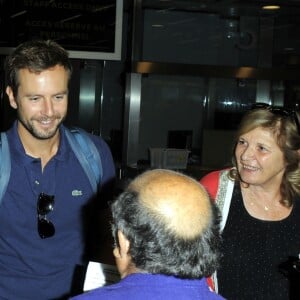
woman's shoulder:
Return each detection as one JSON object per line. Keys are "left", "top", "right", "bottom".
{"left": 200, "top": 168, "right": 231, "bottom": 184}
{"left": 200, "top": 168, "right": 230, "bottom": 199}
{"left": 200, "top": 170, "right": 222, "bottom": 182}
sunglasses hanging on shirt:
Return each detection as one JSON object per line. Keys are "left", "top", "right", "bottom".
{"left": 37, "top": 192, "right": 55, "bottom": 239}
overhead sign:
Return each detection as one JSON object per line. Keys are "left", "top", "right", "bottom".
{"left": 0, "top": 0, "right": 123, "bottom": 60}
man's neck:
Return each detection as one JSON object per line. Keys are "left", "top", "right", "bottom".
{"left": 18, "top": 125, "right": 60, "bottom": 169}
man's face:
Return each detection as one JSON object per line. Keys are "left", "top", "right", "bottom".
{"left": 6, "top": 64, "right": 69, "bottom": 140}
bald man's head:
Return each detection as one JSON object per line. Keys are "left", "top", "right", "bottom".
{"left": 111, "top": 169, "right": 221, "bottom": 279}
{"left": 128, "top": 169, "right": 212, "bottom": 240}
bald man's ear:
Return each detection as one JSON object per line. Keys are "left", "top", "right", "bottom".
{"left": 118, "top": 230, "right": 130, "bottom": 257}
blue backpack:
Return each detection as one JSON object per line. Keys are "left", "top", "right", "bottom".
{"left": 0, "top": 127, "right": 103, "bottom": 204}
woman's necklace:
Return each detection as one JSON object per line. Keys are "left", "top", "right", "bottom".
{"left": 249, "top": 201, "right": 269, "bottom": 211}
{"left": 242, "top": 187, "right": 292, "bottom": 220}
{"left": 244, "top": 188, "right": 277, "bottom": 212}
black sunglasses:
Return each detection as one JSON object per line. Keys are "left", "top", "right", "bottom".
{"left": 251, "top": 103, "right": 300, "bottom": 135}
{"left": 37, "top": 193, "right": 55, "bottom": 239}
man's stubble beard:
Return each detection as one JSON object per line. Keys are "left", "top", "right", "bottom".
{"left": 17, "top": 111, "right": 66, "bottom": 140}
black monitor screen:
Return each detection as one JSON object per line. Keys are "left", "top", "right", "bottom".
{"left": 168, "top": 130, "right": 193, "bottom": 150}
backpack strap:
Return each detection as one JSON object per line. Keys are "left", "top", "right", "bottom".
{"left": 65, "top": 127, "right": 103, "bottom": 194}
{"left": 0, "top": 132, "right": 11, "bottom": 205}
{"left": 0, "top": 128, "right": 102, "bottom": 204}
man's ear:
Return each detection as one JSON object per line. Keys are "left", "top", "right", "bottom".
{"left": 6, "top": 86, "right": 18, "bottom": 109}
{"left": 117, "top": 230, "right": 130, "bottom": 257}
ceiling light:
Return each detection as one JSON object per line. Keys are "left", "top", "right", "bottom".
{"left": 262, "top": 5, "right": 280, "bottom": 10}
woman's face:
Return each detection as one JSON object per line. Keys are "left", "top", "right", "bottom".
{"left": 235, "top": 126, "right": 286, "bottom": 188}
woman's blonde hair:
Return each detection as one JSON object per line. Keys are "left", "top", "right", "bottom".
{"left": 231, "top": 108, "right": 300, "bottom": 207}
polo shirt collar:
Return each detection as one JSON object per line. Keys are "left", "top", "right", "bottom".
{"left": 6, "top": 121, "right": 70, "bottom": 165}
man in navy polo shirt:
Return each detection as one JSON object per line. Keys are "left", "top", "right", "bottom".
{"left": 0, "top": 40, "right": 115, "bottom": 299}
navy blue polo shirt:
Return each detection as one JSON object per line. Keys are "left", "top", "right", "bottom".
{"left": 0, "top": 121, "right": 115, "bottom": 299}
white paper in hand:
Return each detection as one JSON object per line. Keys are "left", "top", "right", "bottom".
{"left": 83, "top": 261, "right": 120, "bottom": 291}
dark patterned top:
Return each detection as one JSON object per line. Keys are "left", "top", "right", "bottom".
{"left": 218, "top": 183, "right": 300, "bottom": 300}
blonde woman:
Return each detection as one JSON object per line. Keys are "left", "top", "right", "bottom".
{"left": 201, "top": 105, "right": 300, "bottom": 299}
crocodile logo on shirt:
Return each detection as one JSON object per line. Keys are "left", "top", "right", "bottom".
{"left": 72, "top": 190, "right": 83, "bottom": 196}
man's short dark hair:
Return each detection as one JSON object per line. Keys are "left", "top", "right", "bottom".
{"left": 5, "top": 39, "right": 72, "bottom": 96}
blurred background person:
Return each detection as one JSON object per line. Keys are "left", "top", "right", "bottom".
{"left": 201, "top": 104, "right": 300, "bottom": 299}
{"left": 72, "top": 169, "right": 224, "bottom": 300}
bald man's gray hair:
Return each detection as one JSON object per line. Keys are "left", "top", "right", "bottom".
{"left": 111, "top": 188, "right": 221, "bottom": 278}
